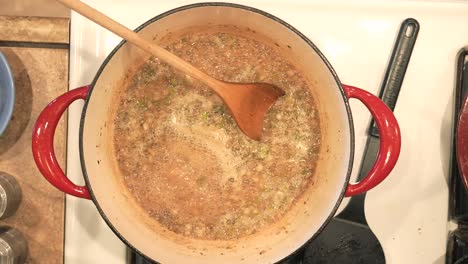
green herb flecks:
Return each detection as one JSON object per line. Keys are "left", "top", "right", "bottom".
{"left": 136, "top": 97, "right": 149, "bottom": 110}
{"left": 257, "top": 145, "right": 270, "bottom": 159}
{"left": 201, "top": 111, "right": 210, "bottom": 121}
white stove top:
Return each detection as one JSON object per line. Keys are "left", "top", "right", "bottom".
{"left": 66, "top": 1, "right": 468, "bottom": 263}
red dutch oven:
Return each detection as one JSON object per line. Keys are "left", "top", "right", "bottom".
{"left": 32, "top": 3, "right": 400, "bottom": 264}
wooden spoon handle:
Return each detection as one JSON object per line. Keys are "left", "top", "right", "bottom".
{"left": 56, "top": 0, "right": 221, "bottom": 89}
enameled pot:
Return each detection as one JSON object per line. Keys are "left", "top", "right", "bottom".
{"left": 32, "top": 3, "right": 400, "bottom": 264}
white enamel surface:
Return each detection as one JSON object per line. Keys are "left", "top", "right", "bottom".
{"left": 66, "top": 0, "right": 468, "bottom": 263}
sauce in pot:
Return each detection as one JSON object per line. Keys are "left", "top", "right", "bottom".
{"left": 112, "top": 30, "right": 321, "bottom": 240}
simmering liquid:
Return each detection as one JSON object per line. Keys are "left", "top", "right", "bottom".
{"left": 112, "top": 30, "right": 321, "bottom": 240}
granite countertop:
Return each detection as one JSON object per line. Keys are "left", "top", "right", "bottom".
{"left": 0, "top": 16, "right": 69, "bottom": 264}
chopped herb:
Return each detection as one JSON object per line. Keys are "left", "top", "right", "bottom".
{"left": 217, "top": 121, "right": 226, "bottom": 130}
{"left": 213, "top": 36, "right": 223, "bottom": 47}
{"left": 301, "top": 168, "right": 310, "bottom": 176}
{"left": 213, "top": 104, "right": 226, "bottom": 115}
{"left": 294, "top": 131, "right": 304, "bottom": 141}
{"left": 136, "top": 98, "right": 148, "bottom": 110}
{"left": 168, "top": 78, "right": 179, "bottom": 87}
{"left": 138, "top": 66, "right": 156, "bottom": 85}
{"left": 257, "top": 146, "right": 270, "bottom": 159}
{"left": 271, "top": 72, "right": 280, "bottom": 80}
{"left": 241, "top": 151, "right": 251, "bottom": 159}
{"left": 201, "top": 111, "right": 210, "bottom": 121}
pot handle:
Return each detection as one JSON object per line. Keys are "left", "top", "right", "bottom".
{"left": 32, "top": 86, "right": 91, "bottom": 199}
{"left": 343, "top": 85, "right": 401, "bottom": 197}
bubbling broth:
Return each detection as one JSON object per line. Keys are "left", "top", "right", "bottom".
{"left": 112, "top": 30, "right": 321, "bottom": 240}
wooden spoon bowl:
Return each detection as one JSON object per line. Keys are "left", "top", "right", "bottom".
{"left": 212, "top": 81, "right": 285, "bottom": 140}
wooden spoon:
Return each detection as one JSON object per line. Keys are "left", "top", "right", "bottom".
{"left": 57, "top": 0, "right": 285, "bottom": 140}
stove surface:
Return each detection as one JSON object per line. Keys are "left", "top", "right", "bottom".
{"left": 66, "top": 1, "right": 468, "bottom": 263}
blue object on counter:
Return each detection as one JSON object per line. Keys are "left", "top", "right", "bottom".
{"left": 0, "top": 51, "right": 15, "bottom": 135}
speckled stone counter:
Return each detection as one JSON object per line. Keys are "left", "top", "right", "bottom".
{"left": 0, "top": 16, "right": 69, "bottom": 264}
